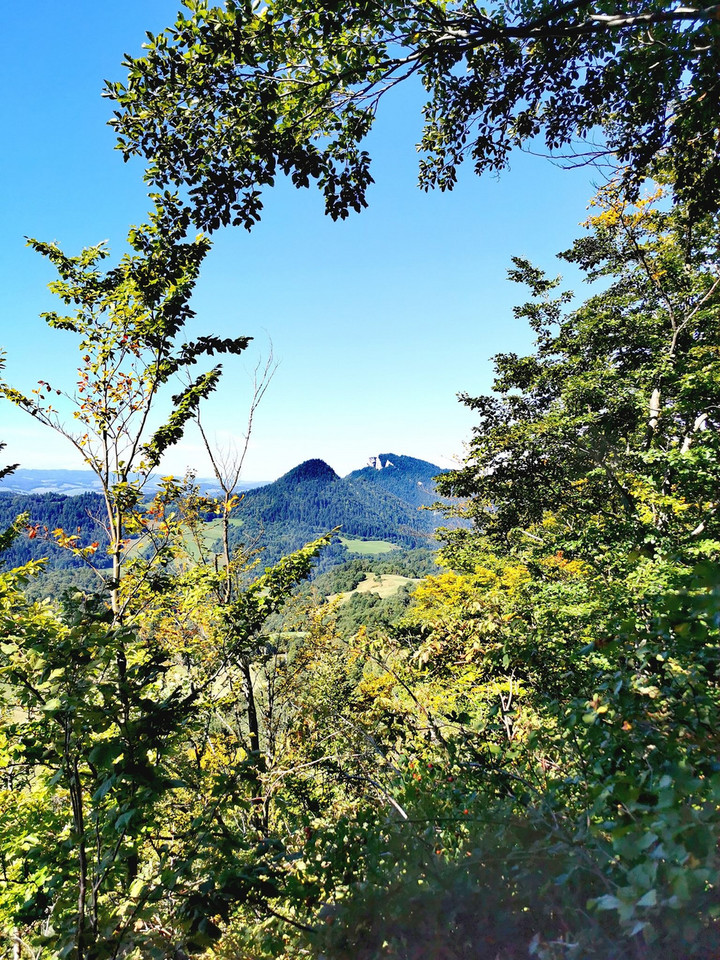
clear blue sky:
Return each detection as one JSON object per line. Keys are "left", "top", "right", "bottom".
{"left": 0, "top": 2, "right": 597, "bottom": 482}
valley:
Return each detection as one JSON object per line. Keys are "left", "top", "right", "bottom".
{"left": 0, "top": 453, "right": 449, "bottom": 602}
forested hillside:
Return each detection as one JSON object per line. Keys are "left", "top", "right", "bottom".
{"left": 0, "top": 492, "right": 107, "bottom": 569}
{"left": 346, "top": 454, "right": 448, "bottom": 509}
{"left": 2, "top": 3, "right": 720, "bottom": 960}
{"left": 0, "top": 454, "right": 446, "bottom": 589}
{"left": 228, "top": 455, "right": 445, "bottom": 566}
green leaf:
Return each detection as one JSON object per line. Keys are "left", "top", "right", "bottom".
{"left": 592, "top": 894, "right": 621, "bottom": 911}
{"left": 636, "top": 889, "right": 657, "bottom": 908}
{"left": 92, "top": 776, "right": 117, "bottom": 802}
{"left": 115, "top": 810, "right": 136, "bottom": 831}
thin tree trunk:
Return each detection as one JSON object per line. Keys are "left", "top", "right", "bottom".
{"left": 242, "top": 660, "right": 260, "bottom": 756}
{"left": 67, "top": 739, "right": 89, "bottom": 959}
{"left": 648, "top": 386, "right": 661, "bottom": 432}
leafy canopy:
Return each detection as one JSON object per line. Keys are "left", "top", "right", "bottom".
{"left": 107, "top": 0, "right": 720, "bottom": 231}
{"left": 439, "top": 181, "right": 720, "bottom": 563}
{"left": 0, "top": 196, "right": 250, "bottom": 619}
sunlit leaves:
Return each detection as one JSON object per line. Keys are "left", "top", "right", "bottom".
{"left": 107, "top": 1, "right": 720, "bottom": 231}
{"left": 440, "top": 183, "right": 720, "bottom": 561}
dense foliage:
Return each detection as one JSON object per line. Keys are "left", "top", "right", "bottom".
{"left": 107, "top": 0, "right": 720, "bottom": 231}
{"left": 0, "top": 527, "right": 332, "bottom": 958}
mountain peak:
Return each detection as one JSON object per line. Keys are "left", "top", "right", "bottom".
{"left": 281, "top": 459, "right": 339, "bottom": 484}
{"left": 345, "top": 454, "right": 448, "bottom": 511}
{"left": 367, "top": 454, "right": 396, "bottom": 471}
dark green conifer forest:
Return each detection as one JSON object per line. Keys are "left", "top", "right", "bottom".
{"left": 2, "top": 3, "right": 720, "bottom": 958}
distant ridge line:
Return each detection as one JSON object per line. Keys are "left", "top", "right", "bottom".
{"left": 1, "top": 454, "right": 446, "bottom": 497}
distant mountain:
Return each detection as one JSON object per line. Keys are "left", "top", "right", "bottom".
{"left": 228, "top": 454, "right": 447, "bottom": 565}
{"left": 0, "top": 469, "right": 106, "bottom": 496}
{"left": 346, "top": 453, "right": 448, "bottom": 509}
{"left": 283, "top": 459, "right": 340, "bottom": 485}
{"left": 0, "top": 469, "right": 267, "bottom": 497}
{"left": 0, "top": 455, "right": 451, "bottom": 581}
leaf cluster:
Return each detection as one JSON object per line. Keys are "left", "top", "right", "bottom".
{"left": 107, "top": 0, "right": 720, "bottom": 232}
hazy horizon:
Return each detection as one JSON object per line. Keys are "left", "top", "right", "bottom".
{"left": 0, "top": 449, "right": 453, "bottom": 489}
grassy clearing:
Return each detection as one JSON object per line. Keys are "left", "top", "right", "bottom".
{"left": 334, "top": 573, "right": 419, "bottom": 602}
{"left": 123, "top": 515, "right": 243, "bottom": 563}
{"left": 339, "top": 536, "right": 397, "bottom": 555}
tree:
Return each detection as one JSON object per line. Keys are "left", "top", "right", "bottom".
{"left": 106, "top": 0, "right": 720, "bottom": 233}
{"left": 438, "top": 180, "right": 720, "bottom": 564}
{"left": 0, "top": 526, "right": 333, "bottom": 958}
{"left": 417, "top": 185, "right": 720, "bottom": 955}
{"left": 0, "top": 203, "right": 337, "bottom": 958}
{"left": 0, "top": 195, "right": 249, "bottom": 622}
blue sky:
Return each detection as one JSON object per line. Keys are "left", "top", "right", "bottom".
{"left": 1, "top": 2, "right": 598, "bottom": 481}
